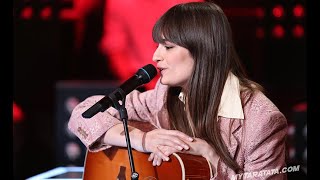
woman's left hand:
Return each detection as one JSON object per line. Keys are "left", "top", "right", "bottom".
{"left": 148, "top": 137, "right": 215, "bottom": 166}
{"left": 181, "top": 137, "right": 214, "bottom": 157}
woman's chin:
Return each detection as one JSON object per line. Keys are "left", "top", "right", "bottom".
{"left": 160, "top": 78, "right": 171, "bottom": 86}
{"left": 160, "top": 79, "right": 179, "bottom": 87}
{"left": 160, "top": 78, "right": 166, "bottom": 85}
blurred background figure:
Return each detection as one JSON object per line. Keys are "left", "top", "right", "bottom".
{"left": 63, "top": 0, "right": 111, "bottom": 80}
{"left": 98, "top": 0, "right": 203, "bottom": 90}
{"left": 70, "top": 0, "right": 204, "bottom": 89}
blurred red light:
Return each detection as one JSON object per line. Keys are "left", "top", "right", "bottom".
{"left": 293, "top": 4, "right": 305, "bottom": 18}
{"left": 255, "top": 7, "right": 265, "bottom": 19}
{"left": 20, "top": 6, "right": 33, "bottom": 20}
{"left": 293, "top": 101, "right": 307, "bottom": 112}
{"left": 40, "top": 6, "right": 52, "bottom": 20}
{"left": 292, "top": 24, "right": 304, "bottom": 38}
{"left": 13, "top": 102, "right": 24, "bottom": 123}
{"left": 272, "top": 5, "right": 284, "bottom": 19}
{"left": 272, "top": 25, "right": 285, "bottom": 38}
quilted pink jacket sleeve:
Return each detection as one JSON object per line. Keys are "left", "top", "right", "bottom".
{"left": 67, "top": 80, "right": 168, "bottom": 152}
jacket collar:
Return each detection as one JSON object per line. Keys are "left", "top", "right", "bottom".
{"left": 219, "top": 72, "right": 244, "bottom": 119}
{"left": 178, "top": 72, "right": 244, "bottom": 120}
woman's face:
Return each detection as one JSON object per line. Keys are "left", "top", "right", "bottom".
{"left": 152, "top": 41, "right": 194, "bottom": 88}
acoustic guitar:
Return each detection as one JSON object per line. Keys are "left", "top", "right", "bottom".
{"left": 83, "top": 147, "right": 212, "bottom": 180}
{"left": 82, "top": 121, "right": 212, "bottom": 179}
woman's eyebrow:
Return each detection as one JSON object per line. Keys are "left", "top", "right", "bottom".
{"left": 163, "top": 41, "right": 176, "bottom": 46}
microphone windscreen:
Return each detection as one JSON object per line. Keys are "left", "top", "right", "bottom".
{"left": 138, "top": 64, "right": 157, "bottom": 83}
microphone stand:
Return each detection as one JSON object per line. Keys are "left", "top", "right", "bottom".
{"left": 108, "top": 89, "right": 139, "bottom": 180}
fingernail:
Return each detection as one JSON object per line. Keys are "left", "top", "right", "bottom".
{"left": 189, "top": 137, "right": 193, "bottom": 141}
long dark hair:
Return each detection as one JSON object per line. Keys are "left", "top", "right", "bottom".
{"left": 152, "top": 2, "right": 262, "bottom": 173}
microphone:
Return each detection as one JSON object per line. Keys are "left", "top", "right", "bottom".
{"left": 82, "top": 64, "right": 157, "bottom": 118}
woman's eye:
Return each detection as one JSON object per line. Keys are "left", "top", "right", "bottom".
{"left": 165, "top": 46, "right": 173, "bottom": 50}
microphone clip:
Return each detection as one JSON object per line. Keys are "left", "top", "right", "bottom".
{"left": 108, "top": 88, "right": 128, "bottom": 121}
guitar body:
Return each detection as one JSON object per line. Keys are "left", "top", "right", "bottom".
{"left": 83, "top": 147, "right": 212, "bottom": 180}
{"left": 83, "top": 121, "right": 212, "bottom": 179}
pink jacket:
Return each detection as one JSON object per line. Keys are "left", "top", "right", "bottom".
{"left": 68, "top": 80, "right": 288, "bottom": 179}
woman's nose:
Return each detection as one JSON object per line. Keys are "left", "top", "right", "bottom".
{"left": 152, "top": 47, "right": 162, "bottom": 63}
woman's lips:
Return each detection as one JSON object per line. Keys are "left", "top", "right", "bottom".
{"left": 158, "top": 68, "right": 166, "bottom": 75}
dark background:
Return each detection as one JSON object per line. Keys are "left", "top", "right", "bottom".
{"left": 13, "top": 0, "right": 308, "bottom": 179}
